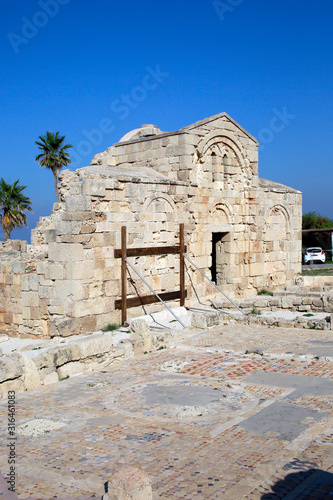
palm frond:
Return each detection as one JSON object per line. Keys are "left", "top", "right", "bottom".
{"left": 0, "top": 178, "right": 32, "bottom": 239}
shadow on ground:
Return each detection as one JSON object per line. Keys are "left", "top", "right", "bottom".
{"left": 261, "top": 468, "right": 333, "bottom": 499}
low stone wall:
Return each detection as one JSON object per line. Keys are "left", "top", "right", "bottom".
{"left": 0, "top": 321, "right": 172, "bottom": 398}
{"left": 303, "top": 276, "right": 333, "bottom": 288}
{"left": 214, "top": 288, "right": 333, "bottom": 314}
{"left": 191, "top": 309, "right": 332, "bottom": 331}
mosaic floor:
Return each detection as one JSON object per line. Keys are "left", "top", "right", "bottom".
{"left": 0, "top": 323, "right": 333, "bottom": 499}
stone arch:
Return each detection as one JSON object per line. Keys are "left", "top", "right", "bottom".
{"left": 141, "top": 194, "right": 177, "bottom": 214}
{"left": 265, "top": 204, "right": 290, "bottom": 226}
{"left": 195, "top": 130, "right": 251, "bottom": 189}
{"left": 196, "top": 130, "right": 246, "bottom": 160}
{"left": 263, "top": 204, "right": 291, "bottom": 287}
{"left": 209, "top": 202, "right": 233, "bottom": 225}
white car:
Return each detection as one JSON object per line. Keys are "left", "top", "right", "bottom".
{"left": 303, "top": 247, "right": 326, "bottom": 264}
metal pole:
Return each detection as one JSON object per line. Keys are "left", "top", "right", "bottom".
{"left": 125, "top": 258, "right": 187, "bottom": 328}
{"left": 180, "top": 223, "right": 185, "bottom": 306}
{"left": 183, "top": 254, "right": 246, "bottom": 315}
{"left": 121, "top": 226, "right": 127, "bottom": 325}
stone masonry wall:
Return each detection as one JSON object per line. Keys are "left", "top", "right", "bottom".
{"left": 0, "top": 113, "right": 302, "bottom": 338}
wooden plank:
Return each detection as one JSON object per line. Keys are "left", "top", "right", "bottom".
{"left": 115, "top": 290, "right": 187, "bottom": 310}
{"left": 114, "top": 245, "right": 187, "bottom": 258}
{"left": 180, "top": 223, "right": 185, "bottom": 306}
{"left": 121, "top": 226, "right": 127, "bottom": 325}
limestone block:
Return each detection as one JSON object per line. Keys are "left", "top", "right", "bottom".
{"left": 48, "top": 243, "right": 84, "bottom": 262}
{"left": 249, "top": 263, "right": 264, "bottom": 277}
{"left": 29, "top": 307, "right": 41, "bottom": 320}
{"left": 45, "top": 229, "right": 57, "bottom": 243}
{"left": 73, "top": 296, "right": 107, "bottom": 317}
{"left": 76, "top": 334, "right": 114, "bottom": 359}
{"left": 17, "top": 353, "right": 41, "bottom": 390}
{"left": 120, "top": 340, "right": 134, "bottom": 359}
{"left": 22, "top": 274, "right": 38, "bottom": 292}
{"left": 91, "top": 232, "right": 116, "bottom": 247}
{"left": 88, "top": 281, "right": 103, "bottom": 298}
{"left": 53, "top": 280, "right": 82, "bottom": 301}
{"left": 66, "top": 261, "right": 94, "bottom": 280}
{"left": 33, "top": 351, "right": 57, "bottom": 370}
{"left": 58, "top": 220, "right": 81, "bottom": 235}
{"left": 253, "top": 298, "right": 269, "bottom": 308}
{"left": 191, "top": 312, "right": 219, "bottom": 329}
{"left": 10, "top": 285, "right": 22, "bottom": 299}
{"left": 130, "top": 320, "right": 151, "bottom": 351}
{"left": 130, "top": 339, "right": 145, "bottom": 355}
{"left": 65, "top": 195, "right": 92, "bottom": 212}
{"left": 298, "top": 305, "right": 311, "bottom": 312}
{"left": 0, "top": 378, "right": 25, "bottom": 397}
{"left": 160, "top": 273, "right": 176, "bottom": 290}
{"left": 103, "top": 466, "right": 152, "bottom": 500}
{"left": 12, "top": 262, "right": 25, "bottom": 274}
{"left": 0, "top": 353, "right": 24, "bottom": 383}
{"left": 36, "top": 261, "right": 46, "bottom": 275}
{"left": 45, "top": 264, "right": 64, "bottom": 280}
{"left": 80, "top": 222, "right": 96, "bottom": 234}
{"left": 281, "top": 297, "right": 293, "bottom": 309}
{"left": 53, "top": 344, "right": 81, "bottom": 367}
{"left": 22, "top": 292, "right": 39, "bottom": 308}
{"left": 39, "top": 286, "right": 51, "bottom": 299}
{"left": 57, "top": 361, "right": 85, "bottom": 379}
{"left": 49, "top": 316, "right": 96, "bottom": 338}
{"left": 312, "top": 298, "right": 323, "bottom": 308}
{"left": 62, "top": 211, "right": 94, "bottom": 221}
{"left": 82, "top": 179, "right": 106, "bottom": 197}
{"left": 69, "top": 183, "right": 82, "bottom": 195}
{"left": 40, "top": 370, "right": 57, "bottom": 385}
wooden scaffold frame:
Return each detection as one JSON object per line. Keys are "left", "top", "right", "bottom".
{"left": 114, "top": 223, "right": 187, "bottom": 325}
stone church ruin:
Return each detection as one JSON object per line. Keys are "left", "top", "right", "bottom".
{"left": 0, "top": 113, "right": 302, "bottom": 338}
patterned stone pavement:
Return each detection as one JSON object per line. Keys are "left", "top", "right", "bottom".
{"left": 0, "top": 323, "right": 333, "bottom": 499}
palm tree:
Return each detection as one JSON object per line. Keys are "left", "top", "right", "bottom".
{"left": 35, "top": 131, "right": 73, "bottom": 202}
{"left": 0, "top": 178, "right": 33, "bottom": 241}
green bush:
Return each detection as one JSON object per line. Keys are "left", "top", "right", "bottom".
{"left": 257, "top": 289, "right": 273, "bottom": 296}
{"left": 102, "top": 323, "right": 120, "bottom": 332}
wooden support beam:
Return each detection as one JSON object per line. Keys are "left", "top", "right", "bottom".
{"left": 115, "top": 290, "right": 187, "bottom": 310}
{"left": 114, "top": 245, "right": 186, "bottom": 258}
{"left": 180, "top": 223, "right": 185, "bottom": 306}
{"left": 121, "top": 226, "right": 127, "bottom": 325}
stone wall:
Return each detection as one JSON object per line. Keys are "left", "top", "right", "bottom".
{"left": 0, "top": 113, "right": 302, "bottom": 338}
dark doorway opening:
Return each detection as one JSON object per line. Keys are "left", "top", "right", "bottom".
{"left": 210, "top": 232, "right": 229, "bottom": 285}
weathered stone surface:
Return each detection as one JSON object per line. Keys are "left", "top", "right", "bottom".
{"left": 103, "top": 466, "right": 152, "bottom": 500}
{"left": 43, "top": 371, "right": 59, "bottom": 385}
{"left": 120, "top": 339, "right": 134, "bottom": 359}
{"left": 57, "top": 361, "right": 85, "bottom": 379}
{"left": 75, "top": 334, "right": 114, "bottom": 359}
{"left": 17, "top": 353, "right": 41, "bottom": 390}
{"left": 49, "top": 317, "right": 96, "bottom": 338}
{"left": 33, "top": 351, "right": 56, "bottom": 371}
{"left": 0, "top": 113, "right": 303, "bottom": 338}
{"left": 130, "top": 320, "right": 151, "bottom": 351}
{"left": 0, "top": 377, "right": 25, "bottom": 397}
{"left": 0, "top": 353, "right": 24, "bottom": 383}
{"left": 191, "top": 312, "right": 220, "bottom": 329}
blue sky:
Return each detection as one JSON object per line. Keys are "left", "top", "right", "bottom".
{"left": 1, "top": 0, "right": 332, "bottom": 241}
